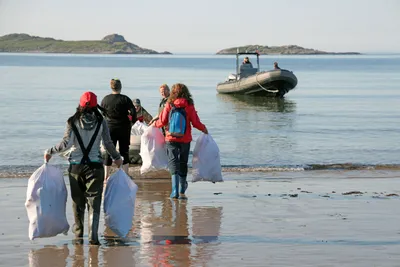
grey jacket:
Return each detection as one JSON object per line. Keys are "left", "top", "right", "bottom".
{"left": 45, "top": 113, "right": 121, "bottom": 164}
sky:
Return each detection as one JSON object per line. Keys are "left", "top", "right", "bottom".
{"left": 0, "top": 0, "right": 399, "bottom": 53}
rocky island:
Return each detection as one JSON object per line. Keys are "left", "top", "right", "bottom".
{"left": 0, "top": 33, "right": 172, "bottom": 54}
{"left": 216, "top": 45, "right": 360, "bottom": 55}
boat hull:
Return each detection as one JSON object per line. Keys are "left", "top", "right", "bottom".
{"left": 101, "top": 137, "right": 171, "bottom": 179}
{"left": 101, "top": 135, "right": 143, "bottom": 165}
{"left": 216, "top": 70, "right": 297, "bottom": 97}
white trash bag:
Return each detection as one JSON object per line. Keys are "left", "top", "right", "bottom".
{"left": 140, "top": 126, "right": 168, "bottom": 174}
{"left": 131, "top": 121, "right": 148, "bottom": 136}
{"left": 104, "top": 169, "right": 138, "bottom": 238}
{"left": 25, "top": 163, "right": 70, "bottom": 240}
{"left": 192, "top": 134, "right": 223, "bottom": 183}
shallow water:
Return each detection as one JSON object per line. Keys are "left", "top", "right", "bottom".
{"left": 1, "top": 171, "right": 400, "bottom": 266}
{"left": 1, "top": 53, "right": 400, "bottom": 266}
{"left": 0, "top": 54, "right": 400, "bottom": 176}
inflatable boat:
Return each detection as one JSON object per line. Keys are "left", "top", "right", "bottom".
{"left": 216, "top": 51, "right": 298, "bottom": 97}
{"left": 100, "top": 133, "right": 142, "bottom": 165}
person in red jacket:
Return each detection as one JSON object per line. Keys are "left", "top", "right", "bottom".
{"left": 152, "top": 83, "right": 208, "bottom": 199}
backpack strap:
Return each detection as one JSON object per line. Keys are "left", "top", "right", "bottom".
{"left": 168, "top": 102, "right": 175, "bottom": 121}
{"left": 70, "top": 117, "right": 103, "bottom": 164}
{"left": 167, "top": 103, "right": 187, "bottom": 137}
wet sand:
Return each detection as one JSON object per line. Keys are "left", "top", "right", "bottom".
{"left": 1, "top": 170, "right": 400, "bottom": 266}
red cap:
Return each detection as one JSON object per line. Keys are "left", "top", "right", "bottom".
{"left": 79, "top": 91, "right": 97, "bottom": 108}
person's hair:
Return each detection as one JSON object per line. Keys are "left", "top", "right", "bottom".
{"left": 274, "top": 62, "right": 278, "bottom": 66}
{"left": 110, "top": 79, "right": 122, "bottom": 92}
{"left": 67, "top": 105, "right": 104, "bottom": 126}
{"left": 168, "top": 83, "right": 194, "bottom": 105}
{"left": 160, "top": 84, "right": 170, "bottom": 92}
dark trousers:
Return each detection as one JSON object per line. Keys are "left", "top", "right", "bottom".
{"left": 104, "top": 126, "right": 131, "bottom": 165}
{"left": 165, "top": 142, "right": 191, "bottom": 177}
{"left": 68, "top": 163, "right": 104, "bottom": 243}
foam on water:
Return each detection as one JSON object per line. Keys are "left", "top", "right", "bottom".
{"left": 2, "top": 163, "right": 400, "bottom": 178}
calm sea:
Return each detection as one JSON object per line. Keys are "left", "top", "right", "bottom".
{"left": 0, "top": 53, "right": 399, "bottom": 177}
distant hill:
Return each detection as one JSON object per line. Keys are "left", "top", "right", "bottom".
{"left": 216, "top": 45, "right": 360, "bottom": 55}
{"left": 0, "top": 33, "right": 172, "bottom": 54}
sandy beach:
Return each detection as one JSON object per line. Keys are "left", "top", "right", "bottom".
{"left": 1, "top": 170, "right": 400, "bottom": 267}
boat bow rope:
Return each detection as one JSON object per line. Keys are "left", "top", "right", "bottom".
{"left": 255, "top": 73, "right": 279, "bottom": 93}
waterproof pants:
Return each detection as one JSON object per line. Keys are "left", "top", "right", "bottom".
{"left": 68, "top": 163, "right": 104, "bottom": 244}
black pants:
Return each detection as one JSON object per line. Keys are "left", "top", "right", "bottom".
{"left": 68, "top": 163, "right": 104, "bottom": 243}
{"left": 104, "top": 126, "right": 130, "bottom": 165}
{"left": 165, "top": 142, "right": 191, "bottom": 177}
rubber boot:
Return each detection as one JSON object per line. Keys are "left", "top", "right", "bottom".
{"left": 88, "top": 209, "right": 100, "bottom": 245}
{"left": 72, "top": 205, "right": 85, "bottom": 239}
{"left": 170, "top": 174, "right": 179, "bottom": 199}
{"left": 179, "top": 175, "right": 188, "bottom": 200}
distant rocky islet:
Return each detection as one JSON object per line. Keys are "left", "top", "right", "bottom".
{"left": 216, "top": 45, "right": 360, "bottom": 55}
{"left": 0, "top": 33, "right": 172, "bottom": 54}
{"left": 0, "top": 33, "right": 360, "bottom": 55}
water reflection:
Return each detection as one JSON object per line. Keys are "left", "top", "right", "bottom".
{"left": 191, "top": 206, "right": 223, "bottom": 266}
{"left": 192, "top": 206, "right": 223, "bottom": 243}
{"left": 216, "top": 94, "right": 296, "bottom": 113}
{"left": 102, "top": 246, "right": 136, "bottom": 267}
{"left": 215, "top": 94, "right": 298, "bottom": 165}
{"left": 28, "top": 181, "right": 223, "bottom": 267}
{"left": 29, "top": 243, "right": 135, "bottom": 267}
{"left": 28, "top": 245, "right": 69, "bottom": 267}
{"left": 136, "top": 181, "right": 223, "bottom": 266}
{"left": 139, "top": 198, "right": 191, "bottom": 266}
{"left": 72, "top": 244, "right": 99, "bottom": 267}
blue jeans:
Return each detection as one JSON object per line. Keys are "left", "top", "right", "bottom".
{"left": 165, "top": 142, "right": 191, "bottom": 177}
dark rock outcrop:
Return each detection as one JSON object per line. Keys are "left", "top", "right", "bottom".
{"left": 102, "top": 34, "right": 127, "bottom": 43}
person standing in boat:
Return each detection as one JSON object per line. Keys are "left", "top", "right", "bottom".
{"left": 149, "top": 84, "right": 170, "bottom": 135}
{"left": 101, "top": 78, "right": 137, "bottom": 178}
{"left": 242, "top": 57, "right": 253, "bottom": 67}
{"left": 274, "top": 62, "right": 281, "bottom": 70}
{"left": 151, "top": 83, "right": 208, "bottom": 199}
{"left": 132, "top": 98, "right": 153, "bottom": 125}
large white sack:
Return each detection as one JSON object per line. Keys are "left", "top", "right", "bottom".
{"left": 192, "top": 134, "right": 223, "bottom": 183}
{"left": 104, "top": 169, "right": 138, "bottom": 238}
{"left": 139, "top": 126, "right": 168, "bottom": 174}
{"left": 25, "top": 163, "right": 70, "bottom": 240}
{"left": 131, "top": 121, "right": 148, "bottom": 136}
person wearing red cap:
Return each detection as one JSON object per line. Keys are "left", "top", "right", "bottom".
{"left": 44, "top": 91, "right": 122, "bottom": 245}
{"left": 101, "top": 79, "right": 137, "bottom": 178}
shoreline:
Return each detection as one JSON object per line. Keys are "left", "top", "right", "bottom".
{"left": 1, "top": 175, "right": 400, "bottom": 266}
{"left": 1, "top": 166, "right": 400, "bottom": 179}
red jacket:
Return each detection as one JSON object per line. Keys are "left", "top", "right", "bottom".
{"left": 154, "top": 98, "right": 206, "bottom": 143}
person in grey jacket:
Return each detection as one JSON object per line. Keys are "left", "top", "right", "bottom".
{"left": 44, "top": 91, "right": 122, "bottom": 245}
